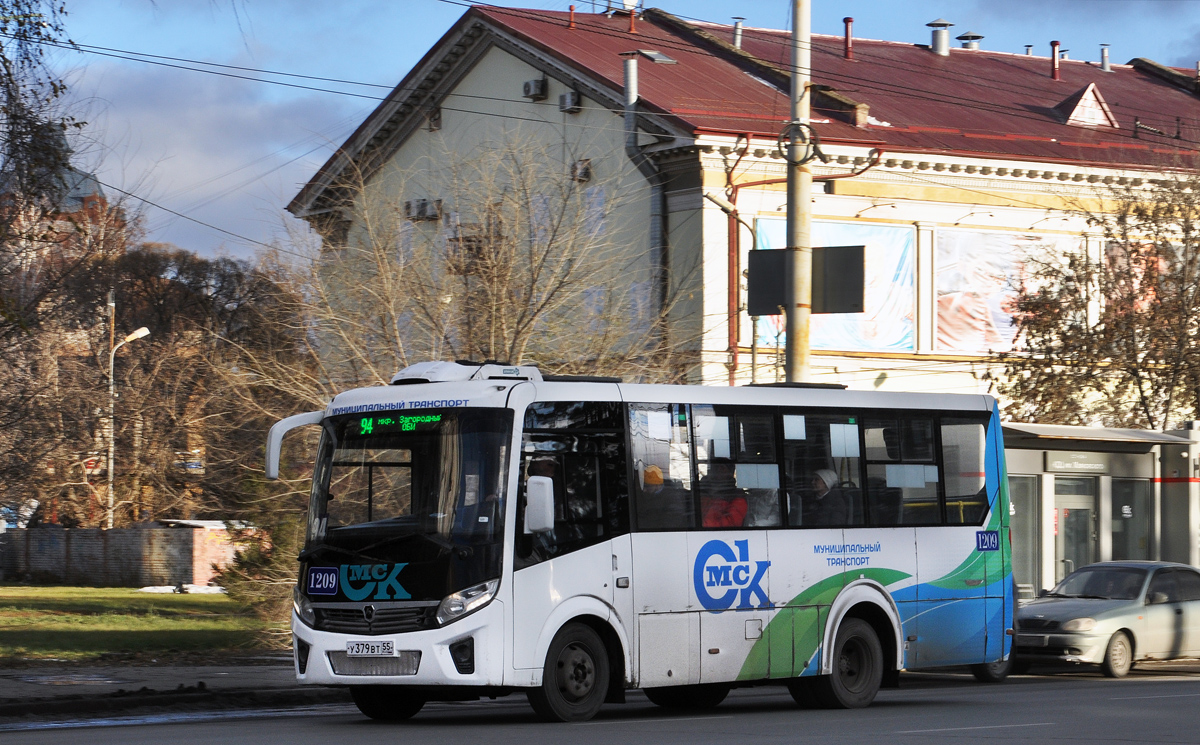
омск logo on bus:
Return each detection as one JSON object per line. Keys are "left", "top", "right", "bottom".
{"left": 693, "top": 539, "right": 771, "bottom": 611}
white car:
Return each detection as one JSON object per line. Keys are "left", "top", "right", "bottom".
{"left": 1015, "top": 561, "right": 1200, "bottom": 677}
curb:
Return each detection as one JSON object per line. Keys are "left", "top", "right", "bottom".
{"left": 0, "top": 685, "right": 352, "bottom": 720}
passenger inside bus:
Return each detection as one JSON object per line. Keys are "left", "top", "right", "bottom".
{"left": 699, "top": 458, "right": 748, "bottom": 527}
{"left": 802, "top": 468, "right": 850, "bottom": 526}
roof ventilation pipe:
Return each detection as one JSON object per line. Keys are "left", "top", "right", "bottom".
{"left": 732, "top": 17, "right": 744, "bottom": 49}
{"left": 620, "top": 51, "right": 665, "bottom": 337}
{"left": 927, "top": 19, "right": 953, "bottom": 55}
{"left": 1051, "top": 40, "right": 1061, "bottom": 80}
{"left": 957, "top": 31, "right": 982, "bottom": 50}
{"left": 1100, "top": 44, "right": 1111, "bottom": 72}
{"left": 843, "top": 17, "right": 854, "bottom": 59}
{"left": 1025, "top": 45, "right": 1033, "bottom": 56}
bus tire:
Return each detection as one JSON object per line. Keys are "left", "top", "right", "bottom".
{"left": 643, "top": 683, "right": 730, "bottom": 710}
{"left": 349, "top": 686, "right": 425, "bottom": 720}
{"left": 813, "top": 618, "right": 883, "bottom": 709}
{"left": 527, "top": 622, "right": 610, "bottom": 722}
{"left": 970, "top": 654, "right": 1013, "bottom": 683}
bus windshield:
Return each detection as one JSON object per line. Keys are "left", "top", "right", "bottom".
{"left": 307, "top": 408, "right": 512, "bottom": 558}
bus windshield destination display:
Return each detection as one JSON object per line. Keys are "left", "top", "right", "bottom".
{"left": 356, "top": 413, "right": 442, "bottom": 435}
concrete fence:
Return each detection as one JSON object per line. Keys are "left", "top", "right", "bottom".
{"left": 0, "top": 521, "right": 239, "bottom": 586}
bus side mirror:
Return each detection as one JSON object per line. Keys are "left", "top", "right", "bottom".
{"left": 524, "top": 476, "right": 555, "bottom": 534}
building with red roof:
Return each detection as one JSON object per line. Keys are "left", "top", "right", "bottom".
{"left": 290, "top": 5, "right": 1200, "bottom": 393}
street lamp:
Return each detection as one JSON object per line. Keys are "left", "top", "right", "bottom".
{"left": 107, "top": 326, "right": 150, "bottom": 529}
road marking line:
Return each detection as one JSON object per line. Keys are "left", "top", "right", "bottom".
{"left": 1110, "top": 693, "right": 1200, "bottom": 700}
{"left": 575, "top": 715, "right": 733, "bottom": 726}
{"left": 896, "top": 722, "right": 1054, "bottom": 734}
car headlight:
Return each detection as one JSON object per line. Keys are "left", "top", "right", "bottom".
{"left": 293, "top": 585, "right": 316, "bottom": 627}
{"left": 1062, "top": 617, "right": 1096, "bottom": 632}
{"left": 437, "top": 580, "right": 498, "bottom": 626}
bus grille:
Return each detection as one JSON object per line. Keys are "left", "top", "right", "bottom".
{"left": 327, "top": 650, "right": 421, "bottom": 676}
{"left": 314, "top": 606, "right": 437, "bottom": 635}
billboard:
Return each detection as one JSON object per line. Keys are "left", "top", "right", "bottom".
{"left": 752, "top": 219, "right": 914, "bottom": 352}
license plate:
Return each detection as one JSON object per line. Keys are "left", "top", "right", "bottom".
{"left": 1016, "top": 634, "right": 1047, "bottom": 647}
{"left": 346, "top": 640, "right": 395, "bottom": 657}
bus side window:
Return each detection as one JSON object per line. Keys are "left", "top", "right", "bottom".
{"left": 942, "top": 417, "right": 989, "bottom": 525}
{"left": 864, "top": 417, "right": 940, "bottom": 526}
{"left": 516, "top": 401, "right": 627, "bottom": 567}
{"left": 693, "top": 407, "right": 781, "bottom": 528}
{"left": 783, "top": 413, "right": 862, "bottom": 527}
{"left": 630, "top": 403, "right": 695, "bottom": 530}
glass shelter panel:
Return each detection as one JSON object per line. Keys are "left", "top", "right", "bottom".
{"left": 1111, "top": 479, "right": 1151, "bottom": 561}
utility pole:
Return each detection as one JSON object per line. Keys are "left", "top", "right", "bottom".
{"left": 785, "top": 0, "right": 812, "bottom": 382}
{"left": 106, "top": 288, "right": 150, "bottom": 530}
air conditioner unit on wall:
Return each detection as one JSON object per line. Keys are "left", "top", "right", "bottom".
{"left": 404, "top": 198, "right": 443, "bottom": 221}
{"left": 559, "top": 91, "right": 582, "bottom": 113}
{"left": 570, "top": 159, "right": 593, "bottom": 183}
{"left": 523, "top": 78, "right": 547, "bottom": 101}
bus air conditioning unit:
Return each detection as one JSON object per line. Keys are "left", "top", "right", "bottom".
{"left": 523, "top": 78, "right": 547, "bottom": 101}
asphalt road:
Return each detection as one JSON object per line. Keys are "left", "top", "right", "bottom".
{"left": 5, "top": 666, "right": 1200, "bottom": 744}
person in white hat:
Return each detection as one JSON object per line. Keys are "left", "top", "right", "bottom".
{"left": 803, "top": 468, "right": 849, "bottom": 526}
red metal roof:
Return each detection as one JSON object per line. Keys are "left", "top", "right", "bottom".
{"left": 475, "top": 6, "right": 1200, "bottom": 170}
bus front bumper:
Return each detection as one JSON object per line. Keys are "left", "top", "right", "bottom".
{"left": 292, "top": 600, "right": 505, "bottom": 688}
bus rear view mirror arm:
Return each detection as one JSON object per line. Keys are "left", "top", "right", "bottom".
{"left": 265, "top": 410, "right": 325, "bottom": 479}
{"left": 524, "top": 476, "right": 555, "bottom": 533}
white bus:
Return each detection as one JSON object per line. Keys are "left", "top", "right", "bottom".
{"left": 267, "top": 361, "right": 1014, "bottom": 722}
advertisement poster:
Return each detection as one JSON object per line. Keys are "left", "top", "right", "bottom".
{"left": 752, "top": 219, "right": 915, "bottom": 352}
{"left": 935, "top": 230, "right": 1083, "bottom": 354}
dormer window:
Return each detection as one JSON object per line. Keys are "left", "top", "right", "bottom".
{"left": 1055, "top": 83, "right": 1118, "bottom": 129}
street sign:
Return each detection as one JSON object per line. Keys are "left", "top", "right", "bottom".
{"left": 746, "top": 245, "right": 865, "bottom": 316}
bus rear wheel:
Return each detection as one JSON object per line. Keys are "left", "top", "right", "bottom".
{"left": 527, "top": 622, "right": 610, "bottom": 722}
{"left": 812, "top": 618, "right": 883, "bottom": 709}
{"left": 643, "top": 683, "right": 730, "bottom": 710}
{"left": 349, "top": 686, "right": 425, "bottom": 721}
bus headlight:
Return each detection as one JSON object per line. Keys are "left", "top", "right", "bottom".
{"left": 293, "top": 586, "right": 316, "bottom": 627}
{"left": 1061, "top": 617, "right": 1096, "bottom": 632}
{"left": 437, "top": 580, "right": 498, "bottom": 626}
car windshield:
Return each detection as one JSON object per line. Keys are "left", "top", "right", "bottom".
{"left": 306, "top": 408, "right": 512, "bottom": 547}
{"left": 1052, "top": 566, "right": 1147, "bottom": 600}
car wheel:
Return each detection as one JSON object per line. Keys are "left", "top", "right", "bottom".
{"left": 811, "top": 618, "right": 884, "bottom": 709}
{"left": 527, "top": 623, "right": 610, "bottom": 722}
{"left": 643, "top": 684, "right": 730, "bottom": 709}
{"left": 970, "top": 653, "right": 1013, "bottom": 683}
{"left": 349, "top": 686, "right": 425, "bottom": 720}
{"left": 1101, "top": 631, "right": 1133, "bottom": 678}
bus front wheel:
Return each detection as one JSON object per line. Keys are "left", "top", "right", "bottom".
{"left": 349, "top": 686, "right": 425, "bottom": 721}
{"left": 812, "top": 618, "right": 883, "bottom": 709}
{"left": 527, "top": 622, "right": 611, "bottom": 722}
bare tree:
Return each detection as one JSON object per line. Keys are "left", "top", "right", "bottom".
{"left": 992, "top": 174, "right": 1200, "bottom": 429}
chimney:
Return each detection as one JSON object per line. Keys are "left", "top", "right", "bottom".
{"left": 927, "top": 19, "right": 953, "bottom": 56}
{"left": 1025, "top": 45, "right": 1033, "bottom": 56}
{"left": 1051, "top": 40, "right": 1061, "bottom": 80}
{"left": 732, "top": 17, "right": 744, "bottom": 49}
{"left": 843, "top": 17, "right": 854, "bottom": 60}
{"left": 568, "top": 4, "right": 576, "bottom": 29}
{"left": 1060, "top": 49, "right": 1070, "bottom": 61}
{"left": 956, "top": 31, "right": 983, "bottom": 50}
{"left": 623, "top": 52, "right": 638, "bottom": 109}
{"left": 1100, "top": 44, "right": 1111, "bottom": 72}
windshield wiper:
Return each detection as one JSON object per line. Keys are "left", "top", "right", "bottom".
{"left": 298, "top": 542, "right": 386, "bottom": 564}
{"left": 359, "top": 531, "right": 473, "bottom": 559}
{"left": 1074, "top": 594, "right": 1112, "bottom": 600}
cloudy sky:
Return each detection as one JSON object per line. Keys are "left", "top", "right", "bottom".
{"left": 55, "top": 0, "right": 1200, "bottom": 259}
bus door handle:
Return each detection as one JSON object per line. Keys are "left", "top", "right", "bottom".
{"left": 616, "top": 577, "right": 630, "bottom": 588}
